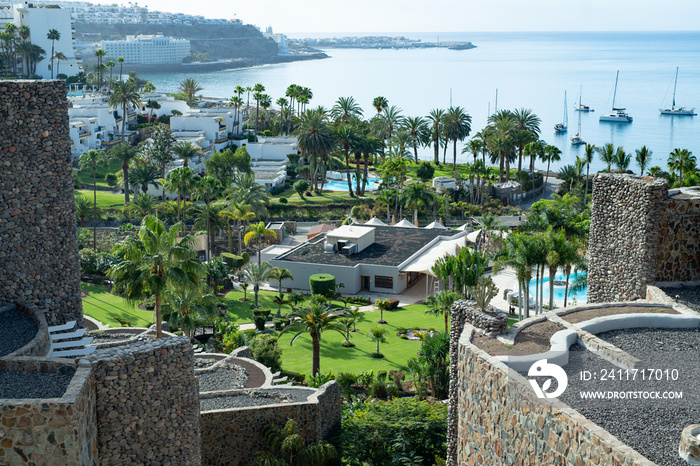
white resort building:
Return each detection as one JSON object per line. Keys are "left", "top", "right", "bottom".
{"left": 101, "top": 35, "right": 191, "bottom": 64}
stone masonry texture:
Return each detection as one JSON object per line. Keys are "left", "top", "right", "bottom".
{"left": 588, "top": 173, "right": 668, "bottom": 302}
{"left": 0, "top": 80, "right": 83, "bottom": 326}
{"left": 654, "top": 194, "right": 700, "bottom": 282}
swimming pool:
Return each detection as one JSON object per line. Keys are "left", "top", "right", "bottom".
{"left": 324, "top": 175, "right": 380, "bottom": 192}
{"left": 529, "top": 272, "right": 587, "bottom": 303}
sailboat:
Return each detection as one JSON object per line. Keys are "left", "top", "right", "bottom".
{"left": 660, "top": 67, "right": 696, "bottom": 116}
{"left": 571, "top": 110, "right": 584, "bottom": 145}
{"left": 554, "top": 91, "right": 568, "bottom": 132}
{"left": 574, "top": 86, "right": 594, "bottom": 112}
{"left": 599, "top": 71, "right": 633, "bottom": 123}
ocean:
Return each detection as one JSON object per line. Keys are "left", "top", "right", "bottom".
{"left": 140, "top": 31, "right": 700, "bottom": 173}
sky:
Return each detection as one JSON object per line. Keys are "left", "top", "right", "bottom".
{"left": 134, "top": 0, "right": 700, "bottom": 34}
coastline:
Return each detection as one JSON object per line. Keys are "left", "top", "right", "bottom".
{"left": 127, "top": 52, "right": 328, "bottom": 74}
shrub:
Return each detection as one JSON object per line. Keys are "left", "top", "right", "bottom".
{"left": 308, "top": 372, "right": 335, "bottom": 388}
{"left": 281, "top": 370, "right": 306, "bottom": 384}
{"left": 370, "top": 380, "right": 388, "bottom": 399}
{"left": 143, "top": 295, "right": 155, "bottom": 310}
{"left": 309, "top": 274, "right": 336, "bottom": 298}
{"left": 105, "top": 173, "right": 118, "bottom": 186}
{"left": 356, "top": 370, "right": 374, "bottom": 387}
{"left": 118, "top": 222, "right": 137, "bottom": 232}
{"left": 249, "top": 334, "right": 282, "bottom": 373}
{"left": 252, "top": 316, "right": 267, "bottom": 331}
{"left": 387, "top": 298, "right": 400, "bottom": 309}
{"left": 416, "top": 161, "right": 435, "bottom": 182}
{"left": 221, "top": 252, "right": 246, "bottom": 270}
{"left": 279, "top": 197, "right": 288, "bottom": 204}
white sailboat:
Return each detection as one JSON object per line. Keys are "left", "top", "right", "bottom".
{"left": 599, "top": 71, "right": 633, "bottom": 123}
{"left": 571, "top": 110, "right": 584, "bottom": 145}
{"left": 574, "top": 86, "right": 594, "bottom": 112}
{"left": 554, "top": 91, "right": 568, "bottom": 132}
{"left": 660, "top": 67, "right": 696, "bottom": 116}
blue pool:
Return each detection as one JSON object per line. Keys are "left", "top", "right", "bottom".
{"left": 529, "top": 272, "right": 587, "bottom": 303}
{"left": 324, "top": 176, "right": 380, "bottom": 192}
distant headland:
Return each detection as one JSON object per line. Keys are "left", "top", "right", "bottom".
{"left": 289, "top": 35, "right": 476, "bottom": 51}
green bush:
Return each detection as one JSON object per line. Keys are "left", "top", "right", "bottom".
{"left": 339, "top": 398, "right": 448, "bottom": 465}
{"left": 416, "top": 161, "right": 435, "bottom": 182}
{"left": 309, "top": 274, "right": 336, "bottom": 298}
{"left": 221, "top": 252, "right": 247, "bottom": 270}
{"left": 279, "top": 197, "right": 288, "bottom": 204}
{"left": 249, "top": 334, "right": 282, "bottom": 373}
{"left": 370, "top": 380, "right": 388, "bottom": 399}
{"left": 281, "top": 370, "right": 306, "bottom": 384}
{"left": 252, "top": 316, "right": 267, "bottom": 331}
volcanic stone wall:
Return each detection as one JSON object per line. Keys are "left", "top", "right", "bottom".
{"left": 654, "top": 194, "right": 700, "bottom": 282}
{"left": 88, "top": 336, "right": 202, "bottom": 465}
{"left": 0, "top": 80, "right": 83, "bottom": 325}
{"left": 588, "top": 174, "right": 668, "bottom": 302}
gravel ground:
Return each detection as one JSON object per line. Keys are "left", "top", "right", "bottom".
{"left": 89, "top": 332, "right": 138, "bottom": 344}
{"left": 0, "top": 308, "right": 37, "bottom": 357}
{"left": 194, "top": 358, "right": 220, "bottom": 369}
{"left": 196, "top": 363, "right": 248, "bottom": 392}
{"left": 660, "top": 285, "right": 700, "bottom": 313}
{"left": 0, "top": 369, "right": 75, "bottom": 399}
{"left": 557, "top": 328, "right": 700, "bottom": 466}
{"left": 200, "top": 388, "right": 313, "bottom": 411}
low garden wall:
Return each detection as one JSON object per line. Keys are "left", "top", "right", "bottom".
{"left": 87, "top": 336, "right": 201, "bottom": 465}
{"left": 0, "top": 358, "right": 97, "bottom": 465}
{"left": 199, "top": 381, "right": 341, "bottom": 466}
{"left": 1, "top": 303, "right": 49, "bottom": 359}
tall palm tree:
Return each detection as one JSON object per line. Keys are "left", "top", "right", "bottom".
{"left": 375, "top": 188, "right": 395, "bottom": 224}
{"left": 403, "top": 183, "right": 434, "bottom": 226}
{"left": 425, "top": 290, "right": 459, "bottom": 332}
{"left": 245, "top": 221, "right": 276, "bottom": 266}
{"left": 129, "top": 160, "right": 160, "bottom": 194}
{"left": 334, "top": 124, "right": 359, "bottom": 196}
{"left": 95, "top": 48, "right": 107, "bottom": 90}
{"left": 193, "top": 176, "right": 223, "bottom": 260}
{"left": 635, "top": 146, "right": 652, "bottom": 176}
{"left": 512, "top": 108, "right": 541, "bottom": 171}
{"left": 668, "top": 148, "right": 694, "bottom": 187}
{"left": 173, "top": 141, "right": 202, "bottom": 168}
{"left": 487, "top": 110, "right": 516, "bottom": 182}
{"left": 366, "top": 326, "right": 389, "bottom": 358}
{"left": 372, "top": 96, "right": 388, "bottom": 114}
{"left": 597, "top": 143, "right": 615, "bottom": 172}
{"left": 123, "top": 192, "right": 159, "bottom": 219}
{"left": 541, "top": 145, "right": 562, "bottom": 201}
{"left": 427, "top": 109, "right": 445, "bottom": 164}
{"left": 269, "top": 267, "right": 294, "bottom": 316}
{"left": 47, "top": 29, "right": 60, "bottom": 79}
{"left": 108, "top": 215, "right": 203, "bottom": 338}
{"left": 163, "top": 282, "right": 217, "bottom": 338}
{"left": 444, "top": 106, "right": 472, "bottom": 171}
{"left": 403, "top": 116, "right": 430, "bottom": 163}
{"left": 53, "top": 51, "right": 67, "bottom": 77}
{"left": 75, "top": 196, "right": 93, "bottom": 229}
{"left": 229, "top": 95, "right": 244, "bottom": 137}
{"left": 294, "top": 110, "right": 333, "bottom": 193}
{"left": 373, "top": 105, "right": 405, "bottom": 152}
{"left": 282, "top": 302, "right": 346, "bottom": 376}
{"left": 582, "top": 143, "right": 596, "bottom": 202}
{"left": 331, "top": 96, "right": 363, "bottom": 123}
{"left": 613, "top": 146, "right": 631, "bottom": 172}
{"left": 109, "top": 142, "right": 138, "bottom": 204}
{"left": 108, "top": 80, "right": 140, "bottom": 142}
{"left": 117, "top": 56, "right": 124, "bottom": 80}
{"left": 222, "top": 200, "right": 256, "bottom": 255}
{"left": 79, "top": 149, "right": 108, "bottom": 249}
{"left": 252, "top": 83, "right": 265, "bottom": 134}
{"left": 545, "top": 227, "right": 567, "bottom": 311}
{"left": 163, "top": 167, "right": 198, "bottom": 224}
{"left": 179, "top": 78, "right": 203, "bottom": 107}
{"left": 106, "top": 60, "right": 116, "bottom": 83}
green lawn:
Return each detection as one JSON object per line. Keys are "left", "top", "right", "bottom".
{"left": 275, "top": 304, "right": 444, "bottom": 377}
{"left": 77, "top": 158, "right": 122, "bottom": 186}
{"left": 273, "top": 190, "right": 367, "bottom": 204}
{"left": 222, "top": 289, "right": 347, "bottom": 324}
{"left": 75, "top": 189, "right": 125, "bottom": 208}
{"left": 81, "top": 283, "right": 154, "bottom": 328}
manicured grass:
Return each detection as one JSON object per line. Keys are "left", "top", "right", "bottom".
{"left": 81, "top": 283, "right": 153, "bottom": 328}
{"left": 75, "top": 189, "right": 125, "bottom": 208}
{"left": 275, "top": 304, "right": 445, "bottom": 377}
{"left": 77, "top": 158, "right": 122, "bottom": 185}
{"left": 273, "top": 190, "right": 367, "bottom": 204}
{"left": 221, "top": 289, "right": 347, "bottom": 324}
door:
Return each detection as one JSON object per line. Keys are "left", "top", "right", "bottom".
{"left": 361, "top": 276, "right": 370, "bottom": 291}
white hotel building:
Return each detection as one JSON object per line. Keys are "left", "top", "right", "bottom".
{"left": 101, "top": 35, "right": 190, "bottom": 64}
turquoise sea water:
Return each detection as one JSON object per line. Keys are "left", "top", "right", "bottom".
{"left": 140, "top": 31, "right": 700, "bottom": 173}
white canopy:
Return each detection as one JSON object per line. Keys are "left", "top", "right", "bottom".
{"left": 424, "top": 221, "right": 447, "bottom": 230}
{"left": 466, "top": 229, "right": 509, "bottom": 243}
{"left": 364, "top": 217, "right": 387, "bottom": 226}
{"left": 401, "top": 236, "right": 467, "bottom": 275}
{"left": 455, "top": 223, "right": 470, "bottom": 231}
{"left": 393, "top": 218, "right": 418, "bottom": 228}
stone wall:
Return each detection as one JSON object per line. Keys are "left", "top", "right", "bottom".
{"left": 200, "top": 381, "right": 341, "bottom": 466}
{"left": 655, "top": 193, "right": 700, "bottom": 282}
{"left": 87, "top": 336, "right": 201, "bottom": 465}
{"left": 2, "top": 303, "right": 49, "bottom": 358}
{"left": 453, "top": 326, "right": 653, "bottom": 465}
{"left": 588, "top": 174, "right": 668, "bottom": 302}
{"left": 0, "top": 359, "right": 97, "bottom": 465}
{"left": 0, "top": 80, "right": 82, "bottom": 326}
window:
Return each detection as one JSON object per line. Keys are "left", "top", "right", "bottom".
{"left": 375, "top": 276, "right": 393, "bottom": 289}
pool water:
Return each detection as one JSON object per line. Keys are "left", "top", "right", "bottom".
{"left": 529, "top": 272, "right": 587, "bottom": 303}
{"left": 324, "top": 176, "right": 380, "bottom": 192}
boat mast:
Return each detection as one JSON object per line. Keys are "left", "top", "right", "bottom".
{"left": 564, "top": 91, "right": 568, "bottom": 126}
{"left": 672, "top": 67, "right": 679, "bottom": 110}
{"left": 612, "top": 70, "right": 619, "bottom": 110}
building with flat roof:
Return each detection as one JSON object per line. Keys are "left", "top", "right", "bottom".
{"left": 101, "top": 34, "right": 190, "bottom": 64}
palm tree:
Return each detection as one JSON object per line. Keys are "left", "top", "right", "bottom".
{"left": 108, "top": 215, "right": 203, "bottom": 338}
{"left": 173, "top": 141, "right": 202, "bottom": 168}
{"left": 372, "top": 96, "right": 389, "bottom": 114}
{"left": 444, "top": 106, "right": 472, "bottom": 170}
{"left": 95, "top": 49, "right": 107, "bottom": 90}
{"left": 192, "top": 176, "right": 223, "bottom": 260}
{"left": 375, "top": 188, "right": 395, "bottom": 224}
{"left": 145, "top": 99, "right": 161, "bottom": 122}
{"left": 162, "top": 167, "right": 198, "bottom": 225}
{"left": 79, "top": 150, "right": 108, "bottom": 249}
{"left": 53, "top": 51, "right": 67, "bottom": 78}
{"left": 222, "top": 200, "right": 256, "bottom": 255}
{"left": 123, "top": 192, "right": 158, "bottom": 219}
{"left": 229, "top": 95, "right": 244, "bottom": 137}
{"left": 373, "top": 106, "right": 405, "bottom": 153}
{"left": 613, "top": 146, "right": 631, "bottom": 172}
{"left": 512, "top": 108, "right": 541, "bottom": 171}
{"left": 269, "top": 267, "right": 294, "bottom": 316}
{"left": 75, "top": 196, "right": 93, "bottom": 229}
{"left": 241, "top": 262, "right": 273, "bottom": 307}
{"left": 109, "top": 142, "right": 138, "bottom": 204}
{"left": 129, "top": 160, "right": 160, "bottom": 194}
{"left": 403, "top": 183, "right": 433, "bottom": 226}
{"left": 334, "top": 124, "right": 359, "bottom": 196}
{"left": 46, "top": 29, "right": 60, "bottom": 79}
{"left": 487, "top": 110, "right": 515, "bottom": 182}
{"left": 582, "top": 143, "right": 596, "bottom": 202}
{"left": 250, "top": 419, "right": 337, "bottom": 466}
{"left": 403, "top": 116, "right": 430, "bottom": 163}
{"left": 331, "top": 96, "right": 363, "bottom": 123}
{"left": 117, "top": 56, "right": 124, "bottom": 80}
{"left": 106, "top": 60, "right": 116, "bottom": 83}
{"left": 425, "top": 290, "right": 459, "bottom": 332}
{"left": 668, "top": 148, "right": 694, "bottom": 187}
{"left": 597, "top": 143, "right": 615, "bottom": 172}
{"left": 179, "top": 78, "right": 203, "bottom": 107}
{"left": 541, "top": 145, "right": 562, "bottom": 201}
{"left": 427, "top": 109, "right": 445, "bottom": 164}
{"left": 524, "top": 139, "right": 545, "bottom": 183}
{"left": 108, "top": 80, "right": 140, "bottom": 142}
{"left": 282, "top": 302, "right": 346, "bottom": 376}
{"left": 163, "top": 282, "right": 217, "bottom": 338}
{"left": 252, "top": 83, "right": 265, "bottom": 134}
{"left": 245, "top": 221, "right": 276, "bottom": 266}
{"left": 635, "top": 146, "right": 652, "bottom": 176}
{"left": 366, "top": 326, "right": 389, "bottom": 358}
{"left": 294, "top": 110, "right": 333, "bottom": 193}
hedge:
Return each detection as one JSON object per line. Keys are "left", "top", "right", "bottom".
{"left": 309, "top": 274, "right": 336, "bottom": 298}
